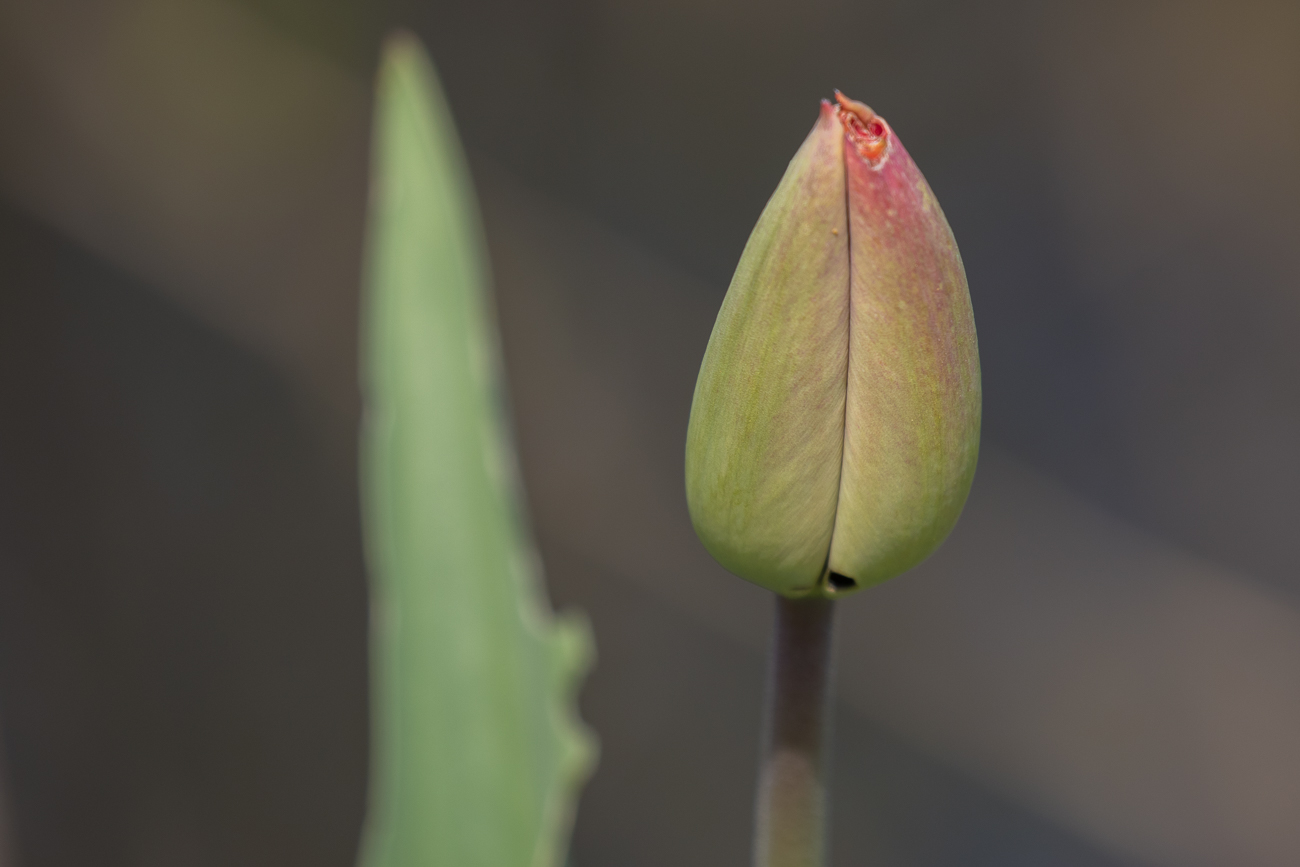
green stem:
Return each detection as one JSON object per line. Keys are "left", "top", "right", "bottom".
{"left": 753, "top": 594, "right": 836, "bottom": 867}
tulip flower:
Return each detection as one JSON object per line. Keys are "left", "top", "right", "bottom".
{"left": 687, "top": 93, "right": 981, "bottom": 867}
{"left": 685, "top": 92, "right": 981, "bottom": 599}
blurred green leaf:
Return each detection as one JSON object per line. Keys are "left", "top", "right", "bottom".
{"left": 358, "top": 33, "right": 596, "bottom": 867}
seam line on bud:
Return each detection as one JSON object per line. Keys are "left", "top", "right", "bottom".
{"left": 819, "top": 131, "right": 855, "bottom": 596}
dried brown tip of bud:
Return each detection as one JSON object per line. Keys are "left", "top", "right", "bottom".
{"left": 833, "top": 90, "right": 889, "bottom": 165}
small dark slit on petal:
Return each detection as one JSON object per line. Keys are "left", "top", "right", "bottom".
{"left": 827, "top": 572, "right": 857, "bottom": 591}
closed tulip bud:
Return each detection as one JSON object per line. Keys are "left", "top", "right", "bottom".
{"left": 685, "top": 92, "right": 981, "bottom": 598}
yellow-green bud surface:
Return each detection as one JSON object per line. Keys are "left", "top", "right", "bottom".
{"left": 685, "top": 94, "right": 981, "bottom": 598}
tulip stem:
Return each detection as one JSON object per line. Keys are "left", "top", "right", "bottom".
{"left": 753, "top": 594, "right": 836, "bottom": 867}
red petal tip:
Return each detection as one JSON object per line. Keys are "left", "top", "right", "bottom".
{"left": 833, "top": 91, "right": 890, "bottom": 166}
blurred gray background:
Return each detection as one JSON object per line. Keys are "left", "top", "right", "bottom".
{"left": 2, "top": 0, "right": 1299, "bottom": 865}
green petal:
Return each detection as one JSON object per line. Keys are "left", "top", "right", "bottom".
{"left": 685, "top": 101, "right": 849, "bottom": 596}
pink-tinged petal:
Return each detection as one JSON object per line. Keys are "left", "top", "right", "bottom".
{"left": 827, "top": 97, "right": 982, "bottom": 589}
